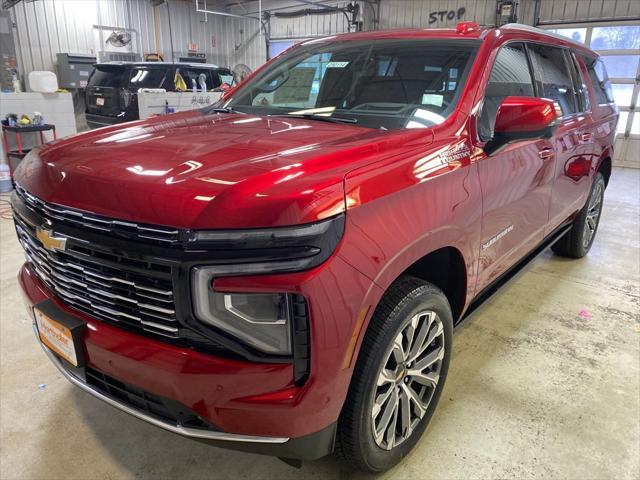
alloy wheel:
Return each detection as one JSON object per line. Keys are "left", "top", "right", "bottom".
{"left": 370, "top": 310, "right": 445, "bottom": 450}
{"left": 583, "top": 180, "right": 604, "bottom": 248}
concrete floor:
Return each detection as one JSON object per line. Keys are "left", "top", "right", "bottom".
{"left": 1, "top": 168, "right": 638, "bottom": 480}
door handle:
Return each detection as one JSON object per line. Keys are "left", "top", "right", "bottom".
{"left": 579, "top": 132, "right": 593, "bottom": 143}
{"left": 538, "top": 148, "right": 554, "bottom": 160}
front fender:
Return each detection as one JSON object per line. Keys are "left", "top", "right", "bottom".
{"left": 335, "top": 140, "right": 483, "bottom": 376}
{"left": 339, "top": 143, "right": 482, "bottom": 301}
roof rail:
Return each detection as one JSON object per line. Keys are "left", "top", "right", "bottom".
{"left": 500, "top": 23, "right": 586, "bottom": 48}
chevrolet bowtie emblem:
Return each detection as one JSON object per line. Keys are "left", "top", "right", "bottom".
{"left": 36, "top": 228, "right": 67, "bottom": 252}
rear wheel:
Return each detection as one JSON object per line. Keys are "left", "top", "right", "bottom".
{"left": 336, "top": 277, "right": 453, "bottom": 472}
{"left": 552, "top": 172, "right": 606, "bottom": 258}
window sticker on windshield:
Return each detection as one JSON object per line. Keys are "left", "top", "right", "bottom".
{"left": 422, "top": 94, "right": 443, "bottom": 107}
{"left": 326, "top": 61, "right": 349, "bottom": 68}
{"left": 273, "top": 68, "right": 315, "bottom": 104}
{"left": 220, "top": 75, "right": 234, "bottom": 85}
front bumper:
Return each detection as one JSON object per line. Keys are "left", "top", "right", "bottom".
{"left": 33, "top": 325, "right": 337, "bottom": 459}
{"left": 19, "top": 250, "right": 379, "bottom": 459}
{"left": 34, "top": 324, "right": 286, "bottom": 442}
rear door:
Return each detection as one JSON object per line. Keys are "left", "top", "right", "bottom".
{"left": 86, "top": 65, "right": 167, "bottom": 117}
{"left": 85, "top": 65, "right": 129, "bottom": 116}
{"left": 474, "top": 42, "right": 555, "bottom": 290}
{"left": 527, "top": 44, "right": 594, "bottom": 233}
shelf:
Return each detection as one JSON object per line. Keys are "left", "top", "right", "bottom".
{"left": 6, "top": 150, "right": 30, "bottom": 159}
{"left": 1, "top": 124, "right": 55, "bottom": 133}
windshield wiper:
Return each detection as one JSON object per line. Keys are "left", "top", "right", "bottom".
{"left": 207, "top": 106, "right": 245, "bottom": 114}
{"left": 269, "top": 113, "right": 358, "bottom": 125}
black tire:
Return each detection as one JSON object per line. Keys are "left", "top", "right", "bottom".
{"left": 336, "top": 276, "right": 453, "bottom": 472}
{"left": 552, "top": 172, "right": 606, "bottom": 258}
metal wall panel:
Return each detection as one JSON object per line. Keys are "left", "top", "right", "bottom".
{"left": 377, "top": 0, "right": 495, "bottom": 29}
{"left": 4, "top": 0, "right": 265, "bottom": 78}
{"left": 7, "top": 0, "right": 157, "bottom": 75}
{"left": 224, "top": 0, "right": 351, "bottom": 39}
{"left": 537, "top": 0, "right": 640, "bottom": 24}
{"left": 265, "top": 1, "right": 351, "bottom": 39}
{"left": 163, "top": 1, "right": 265, "bottom": 69}
{"left": 5, "top": 0, "right": 639, "bottom": 78}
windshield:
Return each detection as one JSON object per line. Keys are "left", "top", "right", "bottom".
{"left": 88, "top": 66, "right": 166, "bottom": 89}
{"left": 221, "top": 39, "right": 478, "bottom": 130}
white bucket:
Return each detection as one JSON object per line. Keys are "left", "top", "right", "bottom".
{"left": 0, "top": 164, "right": 13, "bottom": 193}
{"left": 28, "top": 71, "right": 58, "bottom": 93}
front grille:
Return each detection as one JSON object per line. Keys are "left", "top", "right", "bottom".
{"left": 13, "top": 186, "right": 305, "bottom": 363}
{"left": 85, "top": 367, "right": 218, "bottom": 430}
{"left": 14, "top": 183, "right": 181, "bottom": 244}
{"left": 15, "top": 218, "right": 179, "bottom": 339}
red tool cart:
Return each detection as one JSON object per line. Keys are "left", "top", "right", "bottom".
{"left": 1, "top": 124, "right": 57, "bottom": 178}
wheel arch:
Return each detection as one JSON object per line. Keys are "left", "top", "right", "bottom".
{"left": 343, "top": 243, "right": 470, "bottom": 373}
{"left": 597, "top": 155, "right": 612, "bottom": 187}
{"left": 400, "top": 246, "right": 467, "bottom": 323}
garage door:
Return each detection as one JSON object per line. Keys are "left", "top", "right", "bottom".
{"left": 544, "top": 22, "right": 640, "bottom": 166}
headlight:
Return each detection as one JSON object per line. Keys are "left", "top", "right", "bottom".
{"left": 192, "top": 282, "right": 292, "bottom": 355}
{"left": 190, "top": 215, "right": 344, "bottom": 356}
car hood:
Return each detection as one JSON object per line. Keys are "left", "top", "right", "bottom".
{"left": 15, "top": 110, "right": 432, "bottom": 229}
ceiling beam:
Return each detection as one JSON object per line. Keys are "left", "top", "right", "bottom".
{"left": 194, "top": 0, "right": 261, "bottom": 20}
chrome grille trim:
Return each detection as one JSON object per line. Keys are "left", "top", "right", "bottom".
{"left": 14, "top": 183, "right": 180, "bottom": 244}
{"left": 16, "top": 220, "right": 179, "bottom": 338}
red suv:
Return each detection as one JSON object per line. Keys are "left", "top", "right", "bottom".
{"left": 12, "top": 23, "right": 617, "bottom": 471}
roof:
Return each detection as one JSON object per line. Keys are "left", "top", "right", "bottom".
{"left": 95, "top": 61, "right": 224, "bottom": 69}
{"left": 300, "top": 23, "right": 595, "bottom": 56}
{"left": 301, "top": 27, "right": 485, "bottom": 44}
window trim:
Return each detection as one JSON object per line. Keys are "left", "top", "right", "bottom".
{"left": 565, "top": 50, "right": 591, "bottom": 115}
{"left": 526, "top": 41, "right": 583, "bottom": 119}
{"left": 474, "top": 37, "right": 604, "bottom": 144}
{"left": 582, "top": 55, "right": 616, "bottom": 107}
{"left": 475, "top": 40, "right": 538, "bottom": 143}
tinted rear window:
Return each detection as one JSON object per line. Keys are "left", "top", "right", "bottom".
{"left": 586, "top": 57, "right": 614, "bottom": 105}
{"left": 88, "top": 67, "right": 167, "bottom": 88}
{"left": 88, "top": 68, "right": 128, "bottom": 87}
{"left": 128, "top": 68, "right": 166, "bottom": 88}
{"left": 529, "top": 44, "right": 579, "bottom": 116}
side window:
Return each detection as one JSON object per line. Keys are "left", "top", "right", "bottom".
{"left": 586, "top": 57, "right": 614, "bottom": 105}
{"left": 217, "top": 69, "right": 235, "bottom": 87}
{"left": 479, "top": 43, "right": 535, "bottom": 141}
{"left": 176, "top": 68, "right": 209, "bottom": 90}
{"left": 529, "top": 45, "right": 579, "bottom": 116}
{"left": 567, "top": 52, "right": 590, "bottom": 113}
{"left": 209, "top": 70, "right": 222, "bottom": 88}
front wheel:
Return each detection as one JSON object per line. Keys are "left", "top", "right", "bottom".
{"left": 336, "top": 277, "right": 453, "bottom": 472}
{"left": 552, "top": 172, "right": 606, "bottom": 258}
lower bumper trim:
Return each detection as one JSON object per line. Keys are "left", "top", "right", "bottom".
{"left": 34, "top": 324, "right": 289, "bottom": 444}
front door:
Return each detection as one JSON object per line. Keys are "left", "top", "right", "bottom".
{"left": 473, "top": 42, "right": 555, "bottom": 291}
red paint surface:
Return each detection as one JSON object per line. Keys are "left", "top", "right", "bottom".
{"left": 15, "top": 25, "right": 617, "bottom": 439}
{"left": 494, "top": 96, "right": 559, "bottom": 133}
